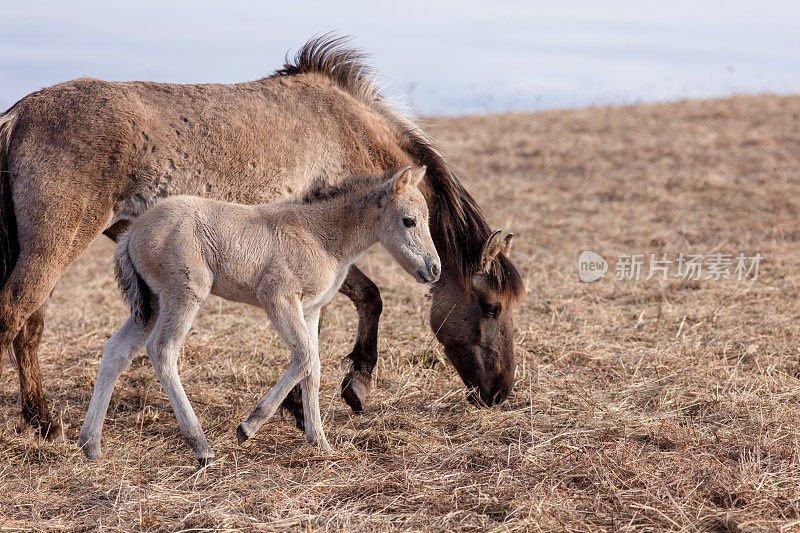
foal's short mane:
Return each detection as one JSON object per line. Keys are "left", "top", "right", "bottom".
{"left": 275, "top": 34, "right": 524, "bottom": 300}
{"left": 300, "top": 171, "right": 388, "bottom": 205}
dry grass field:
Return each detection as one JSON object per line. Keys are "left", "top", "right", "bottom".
{"left": 2, "top": 94, "right": 800, "bottom": 531}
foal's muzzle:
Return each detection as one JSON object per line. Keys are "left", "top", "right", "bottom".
{"left": 416, "top": 258, "right": 441, "bottom": 283}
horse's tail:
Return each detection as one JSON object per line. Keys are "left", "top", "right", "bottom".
{"left": 0, "top": 112, "right": 18, "bottom": 292}
{"left": 114, "top": 232, "right": 154, "bottom": 326}
{"left": 0, "top": 112, "right": 20, "bottom": 372}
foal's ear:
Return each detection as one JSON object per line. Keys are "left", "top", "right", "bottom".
{"left": 392, "top": 165, "right": 418, "bottom": 195}
{"left": 410, "top": 166, "right": 427, "bottom": 188}
{"left": 479, "top": 230, "right": 504, "bottom": 273}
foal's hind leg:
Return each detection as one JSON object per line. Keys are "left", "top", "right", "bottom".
{"left": 78, "top": 316, "right": 153, "bottom": 460}
{"left": 146, "top": 294, "right": 214, "bottom": 465}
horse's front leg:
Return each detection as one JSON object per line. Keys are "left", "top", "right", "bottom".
{"left": 338, "top": 265, "right": 382, "bottom": 413}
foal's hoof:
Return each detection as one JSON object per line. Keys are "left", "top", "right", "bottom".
{"left": 320, "top": 443, "right": 335, "bottom": 456}
{"left": 77, "top": 436, "right": 101, "bottom": 462}
{"left": 341, "top": 371, "right": 370, "bottom": 413}
{"left": 236, "top": 424, "right": 250, "bottom": 445}
{"left": 197, "top": 454, "right": 215, "bottom": 467}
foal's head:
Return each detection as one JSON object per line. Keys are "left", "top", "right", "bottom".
{"left": 378, "top": 167, "right": 440, "bottom": 284}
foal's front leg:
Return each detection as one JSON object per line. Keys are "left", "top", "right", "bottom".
{"left": 237, "top": 297, "right": 333, "bottom": 454}
{"left": 281, "top": 266, "right": 381, "bottom": 429}
{"left": 298, "top": 308, "right": 333, "bottom": 453}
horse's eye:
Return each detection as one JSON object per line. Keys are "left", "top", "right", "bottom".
{"left": 481, "top": 302, "right": 499, "bottom": 318}
{"left": 403, "top": 217, "right": 416, "bottom": 228}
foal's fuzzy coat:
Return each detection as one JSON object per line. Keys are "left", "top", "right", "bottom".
{"left": 78, "top": 167, "right": 439, "bottom": 463}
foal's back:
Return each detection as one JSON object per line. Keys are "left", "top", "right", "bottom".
{"left": 125, "top": 195, "right": 334, "bottom": 308}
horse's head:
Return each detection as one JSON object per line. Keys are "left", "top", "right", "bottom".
{"left": 378, "top": 166, "right": 441, "bottom": 284}
{"left": 430, "top": 231, "right": 521, "bottom": 407}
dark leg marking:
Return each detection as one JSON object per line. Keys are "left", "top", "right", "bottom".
{"left": 338, "top": 265, "right": 382, "bottom": 413}
{"left": 12, "top": 306, "right": 59, "bottom": 440}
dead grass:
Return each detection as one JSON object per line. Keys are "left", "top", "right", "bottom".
{"left": 2, "top": 94, "right": 800, "bottom": 531}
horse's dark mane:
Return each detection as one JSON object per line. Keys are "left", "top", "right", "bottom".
{"left": 275, "top": 34, "right": 524, "bottom": 300}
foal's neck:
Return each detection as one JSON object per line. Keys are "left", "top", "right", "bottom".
{"left": 302, "top": 187, "right": 383, "bottom": 264}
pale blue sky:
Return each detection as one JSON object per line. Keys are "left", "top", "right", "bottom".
{"left": 1, "top": 1, "right": 798, "bottom": 115}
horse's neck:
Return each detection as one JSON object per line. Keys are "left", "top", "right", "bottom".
{"left": 301, "top": 194, "right": 381, "bottom": 264}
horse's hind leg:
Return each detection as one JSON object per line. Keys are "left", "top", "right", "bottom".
{"left": 10, "top": 305, "right": 58, "bottom": 439}
{"left": 338, "top": 266, "right": 382, "bottom": 413}
{"left": 78, "top": 315, "right": 153, "bottom": 460}
{"left": 1, "top": 214, "right": 112, "bottom": 439}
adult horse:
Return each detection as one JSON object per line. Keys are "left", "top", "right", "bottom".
{"left": 0, "top": 36, "right": 524, "bottom": 439}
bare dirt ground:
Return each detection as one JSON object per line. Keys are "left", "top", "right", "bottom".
{"left": 1, "top": 94, "right": 800, "bottom": 532}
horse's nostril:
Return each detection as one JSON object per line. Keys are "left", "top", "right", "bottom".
{"left": 431, "top": 263, "right": 440, "bottom": 278}
{"left": 492, "top": 387, "right": 510, "bottom": 406}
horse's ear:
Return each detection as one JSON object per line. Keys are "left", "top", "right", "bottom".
{"left": 479, "top": 230, "right": 503, "bottom": 273}
{"left": 392, "top": 166, "right": 414, "bottom": 196}
{"left": 502, "top": 233, "right": 514, "bottom": 257}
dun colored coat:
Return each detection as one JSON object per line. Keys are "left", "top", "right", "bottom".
{"left": 79, "top": 167, "right": 440, "bottom": 464}
{"left": 0, "top": 35, "right": 524, "bottom": 440}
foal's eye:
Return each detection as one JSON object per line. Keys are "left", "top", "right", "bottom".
{"left": 403, "top": 217, "right": 416, "bottom": 228}
{"left": 480, "top": 302, "right": 500, "bottom": 318}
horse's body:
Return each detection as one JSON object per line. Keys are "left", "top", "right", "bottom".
{"left": 79, "top": 167, "right": 440, "bottom": 464}
{"left": 0, "top": 36, "right": 523, "bottom": 439}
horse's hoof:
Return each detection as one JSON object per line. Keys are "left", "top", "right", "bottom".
{"left": 38, "top": 422, "right": 62, "bottom": 442}
{"left": 341, "top": 372, "right": 369, "bottom": 413}
{"left": 280, "top": 386, "right": 305, "bottom": 432}
{"left": 236, "top": 424, "right": 250, "bottom": 445}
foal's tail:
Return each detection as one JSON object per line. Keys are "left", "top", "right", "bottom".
{"left": 114, "top": 232, "right": 154, "bottom": 326}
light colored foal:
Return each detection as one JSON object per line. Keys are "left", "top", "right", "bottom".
{"left": 78, "top": 166, "right": 439, "bottom": 464}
